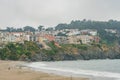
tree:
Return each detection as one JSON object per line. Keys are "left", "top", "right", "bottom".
{"left": 57, "top": 32, "right": 67, "bottom": 36}
{"left": 6, "top": 27, "right": 16, "bottom": 32}
{"left": 16, "top": 28, "right": 23, "bottom": 32}
{"left": 23, "top": 26, "right": 35, "bottom": 32}
{"left": 38, "top": 25, "right": 44, "bottom": 31}
{"left": 6, "top": 27, "right": 11, "bottom": 32}
{"left": 45, "top": 27, "right": 54, "bottom": 31}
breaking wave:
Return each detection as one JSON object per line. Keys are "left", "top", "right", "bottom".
{"left": 24, "top": 62, "right": 120, "bottom": 80}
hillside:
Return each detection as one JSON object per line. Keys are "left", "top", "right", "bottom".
{"left": 0, "top": 41, "right": 120, "bottom": 61}
{"left": 1, "top": 20, "right": 120, "bottom": 61}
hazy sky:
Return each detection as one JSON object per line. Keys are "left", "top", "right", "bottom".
{"left": 0, "top": 0, "right": 120, "bottom": 29}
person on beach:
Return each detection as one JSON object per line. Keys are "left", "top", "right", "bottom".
{"left": 8, "top": 67, "right": 10, "bottom": 70}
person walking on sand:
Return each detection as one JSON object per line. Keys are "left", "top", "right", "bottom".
{"left": 8, "top": 67, "right": 10, "bottom": 70}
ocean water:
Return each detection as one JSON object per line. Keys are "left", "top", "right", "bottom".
{"left": 25, "top": 59, "right": 120, "bottom": 80}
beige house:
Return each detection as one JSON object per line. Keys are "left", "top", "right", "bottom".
{"left": 66, "top": 35, "right": 96, "bottom": 44}
{"left": 55, "top": 36, "right": 68, "bottom": 44}
{"left": 0, "top": 32, "right": 10, "bottom": 43}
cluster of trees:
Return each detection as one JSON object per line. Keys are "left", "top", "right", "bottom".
{"left": 0, "top": 41, "right": 64, "bottom": 61}
{"left": 5, "top": 25, "right": 54, "bottom": 32}
{"left": 0, "top": 41, "right": 40, "bottom": 60}
{"left": 55, "top": 19, "right": 120, "bottom": 30}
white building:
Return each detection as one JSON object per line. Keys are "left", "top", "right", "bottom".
{"left": 105, "top": 29, "right": 117, "bottom": 34}
{"left": 89, "top": 30, "right": 97, "bottom": 36}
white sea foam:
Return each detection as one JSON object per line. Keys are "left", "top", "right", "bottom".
{"left": 25, "top": 62, "right": 120, "bottom": 79}
{"left": 25, "top": 62, "right": 47, "bottom": 68}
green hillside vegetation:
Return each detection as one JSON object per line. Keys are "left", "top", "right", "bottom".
{"left": 1, "top": 41, "right": 120, "bottom": 61}
{"left": 0, "top": 41, "right": 40, "bottom": 60}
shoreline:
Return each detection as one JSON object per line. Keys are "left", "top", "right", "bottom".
{"left": 0, "top": 60, "right": 88, "bottom": 80}
{"left": 24, "top": 61, "right": 118, "bottom": 80}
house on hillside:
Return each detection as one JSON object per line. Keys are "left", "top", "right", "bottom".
{"left": 0, "top": 32, "right": 10, "bottom": 43}
{"left": 55, "top": 35, "right": 100, "bottom": 44}
{"left": 9, "top": 32, "right": 25, "bottom": 43}
{"left": 44, "top": 34, "right": 55, "bottom": 41}
{"left": 55, "top": 36, "right": 68, "bottom": 44}
{"left": 66, "top": 35, "right": 93, "bottom": 44}
{"left": 80, "top": 29, "right": 97, "bottom": 36}
{"left": 88, "top": 30, "right": 97, "bottom": 36}
{"left": 105, "top": 29, "right": 117, "bottom": 34}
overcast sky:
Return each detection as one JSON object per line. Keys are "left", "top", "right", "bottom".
{"left": 0, "top": 0, "right": 120, "bottom": 29}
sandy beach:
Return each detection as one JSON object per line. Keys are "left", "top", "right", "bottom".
{"left": 0, "top": 60, "right": 88, "bottom": 80}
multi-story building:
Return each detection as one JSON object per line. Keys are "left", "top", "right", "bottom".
{"left": 55, "top": 36, "right": 68, "bottom": 44}
{"left": 67, "top": 35, "right": 93, "bottom": 44}
{"left": 55, "top": 35, "right": 100, "bottom": 44}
